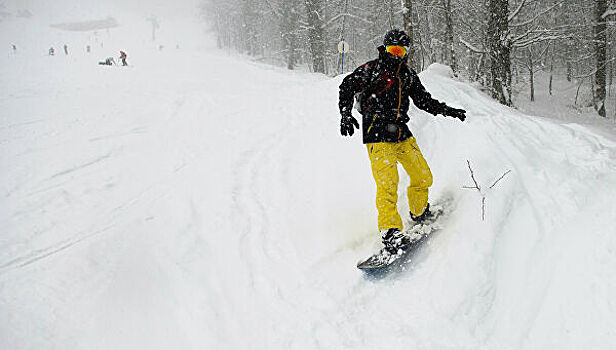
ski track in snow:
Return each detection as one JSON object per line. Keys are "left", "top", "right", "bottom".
{"left": 2, "top": 28, "right": 616, "bottom": 349}
{"left": 0, "top": 225, "right": 114, "bottom": 274}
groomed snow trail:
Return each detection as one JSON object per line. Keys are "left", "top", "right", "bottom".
{"left": 2, "top": 47, "right": 616, "bottom": 349}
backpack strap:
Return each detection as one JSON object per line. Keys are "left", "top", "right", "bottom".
{"left": 355, "top": 57, "right": 384, "bottom": 113}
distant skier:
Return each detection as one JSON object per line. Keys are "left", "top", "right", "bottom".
{"left": 64, "top": 44, "right": 68, "bottom": 55}
{"left": 49, "top": 47, "right": 55, "bottom": 56}
{"left": 12, "top": 44, "right": 17, "bottom": 53}
{"left": 338, "top": 29, "right": 466, "bottom": 254}
{"left": 119, "top": 51, "right": 128, "bottom": 66}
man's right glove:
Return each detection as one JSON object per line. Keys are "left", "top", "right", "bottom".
{"left": 445, "top": 106, "right": 467, "bottom": 122}
{"left": 340, "top": 113, "right": 360, "bottom": 136}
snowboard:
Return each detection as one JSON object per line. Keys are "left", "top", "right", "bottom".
{"left": 357, "top": 204, "right": 445, "bottom": 271}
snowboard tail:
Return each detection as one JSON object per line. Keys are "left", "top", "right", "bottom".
{"left": 357, "top": 204, "right": 445, "bottom": 271}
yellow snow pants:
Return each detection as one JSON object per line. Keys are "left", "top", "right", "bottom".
{"left": 366, "top": 137, "right": 433, "bottom": 231}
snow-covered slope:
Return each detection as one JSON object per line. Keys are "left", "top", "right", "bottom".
{"left": 2, "top": 7, "right": 616, "bottom": 350}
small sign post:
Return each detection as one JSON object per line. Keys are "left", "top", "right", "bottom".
{"left": 338, "top": 40, "right": 350, "bottom": 74}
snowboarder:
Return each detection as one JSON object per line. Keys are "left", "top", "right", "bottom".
{"left": 338, "top": 29, "right": 466, "bottom": 255}
{"left": 119, "top": 51, "right": 128, "bottom": 66}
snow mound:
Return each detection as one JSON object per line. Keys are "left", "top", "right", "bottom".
{"left": 422, "top": 62, "right": 455, "bottom": 78}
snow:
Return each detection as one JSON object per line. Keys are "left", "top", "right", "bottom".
{"left": 2, "top": 4, "right": 616, "bottom": 350}
{"left": 514, "top": 71, "right": 616, "bottom": 142}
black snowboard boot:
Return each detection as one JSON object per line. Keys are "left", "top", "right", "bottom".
{"left": 381, "top": 228, "right": 411, "bottom": 254}
{"left": 410, "top": 203, "right": 433, "bottom": 223}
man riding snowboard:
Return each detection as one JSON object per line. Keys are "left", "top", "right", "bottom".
{"left": 338, "top": 29, "right": 466, "bottom": 255}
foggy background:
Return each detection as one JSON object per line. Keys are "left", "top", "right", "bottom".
{"left": 1, "top": 0, "right": 200, "bottom": 21}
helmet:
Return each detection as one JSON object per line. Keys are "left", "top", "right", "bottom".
{"left": 383, "top": 29, "right": 410, "bottom": 47}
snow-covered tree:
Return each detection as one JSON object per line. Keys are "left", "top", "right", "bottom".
{"left": 304, "top": 0, "right": 327, "bottom": 73}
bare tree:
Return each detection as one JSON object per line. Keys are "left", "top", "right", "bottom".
{"left": 444, "top": 0, "right": 457, "bottom": 74}
{"left": 280, "top": 0, "right": 300, "bottom": 70}
{"left": 463, "top": 160, "right": 511, "bottom": 221}
{"left": 241, "top": 0, "right": 259, "bottom": 56}
{"left": 488, "top": 0, "right": 512, "bottom": 105}
{"left": 402, "top": 0, "right": 418, "bottom": 70}
{"left": 519, "top": 44, "right": 549, "bottom": 101}
{"left": 304, "top": 0, "right": 327, "bottom": 73}
{"left": 594, "top": 0, "right": 608, "bottom": 117}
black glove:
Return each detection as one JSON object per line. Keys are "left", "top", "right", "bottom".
{"left": 445, "top": 106, "right": 467, "bottom": 122}
{"left": 340, "top": 113, "right": 359, "bottom": 136}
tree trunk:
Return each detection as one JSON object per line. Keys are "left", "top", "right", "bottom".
{"left": 402, "top": 0, "right": 418, "bottom": 71}
{"left": 444, "top": 0, "right": 457, "bottom": 74}
{"left": 478, "top": 53, "right": 488, "bottom": 86}
{"left": 241, "top": 0, "right": 258, "bottom": 56}
{"left": 281, "top": 1, "right": 299, "bottom": 70}
{"left": 549, "top": 44, "right": 554, "bottom": 96}
{"left": 387, "top": 0, "right": 395, "bottom": 28}
{"left": 304, "top": 0, "right": 326, "bottom": 74}
{"left": 549, "top": 69, "right": 553, "bottom": 96}
{"left": 488, "top": 0, "right": 512, "bottom": 106}
{"left": 469, "top": 53, "right": 477, "bottom": 81}
{"left": 593, "top": 0, "right": 607, "bottom": 117}
{"left": 608, "top": 55, "right": 613, "bottom": 97}
{"left": 575, "top": 79, "right": 584, "bottom": 106}
{"left": 529, "top": 50, "right": 535, "bottom": 102}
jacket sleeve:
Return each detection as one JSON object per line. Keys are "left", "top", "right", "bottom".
{"left": 408, "top": 71, "right": 447, "bottom": 116}
{"left": 338, "top": 62, "right": 373, "bottom": 115}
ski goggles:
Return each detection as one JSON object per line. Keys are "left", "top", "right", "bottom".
{"left": 386, "top": 45, "right": 407, "bottom": 57}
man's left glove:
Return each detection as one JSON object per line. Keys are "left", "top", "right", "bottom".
{"left": 444, "top": 106, "right": 467, "bottom": 122}
{"left": 340, "top": 113, "right": 360, "bottom": 136}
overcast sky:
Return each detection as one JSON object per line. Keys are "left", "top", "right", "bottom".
{"left": 5, "top": 0, "right": 201, "bottom": 22}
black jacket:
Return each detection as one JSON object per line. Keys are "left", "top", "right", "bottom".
{"left": 339, "top": 46, "right": 448, "bottom": 144}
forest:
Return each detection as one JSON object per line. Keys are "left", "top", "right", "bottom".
{"left": 201, "top": 0, "right": 615, "bottom": 117}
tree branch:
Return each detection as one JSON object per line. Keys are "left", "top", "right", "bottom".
{"left": 262, "top": 0, "right": 282, "bottom": 18}
{"left": 510, "top": 1, "right": 564, "bottom": 27}
{"left": 466, "top": 160, "right": 481, "bottom": 191}
{"left": 508, "top": 0, "right": 529, "bottom": 23}
{"left": 490, "top": 170, "right": 512, "bottom": 189}
{"left": 602, "top": 8, "right": 616, "bottom": 19}
{"left": 460, "top": 38, "right": 488, "bottom": 54}
{"left": 463, "top": 160, "right": 512, "bottom": 221}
